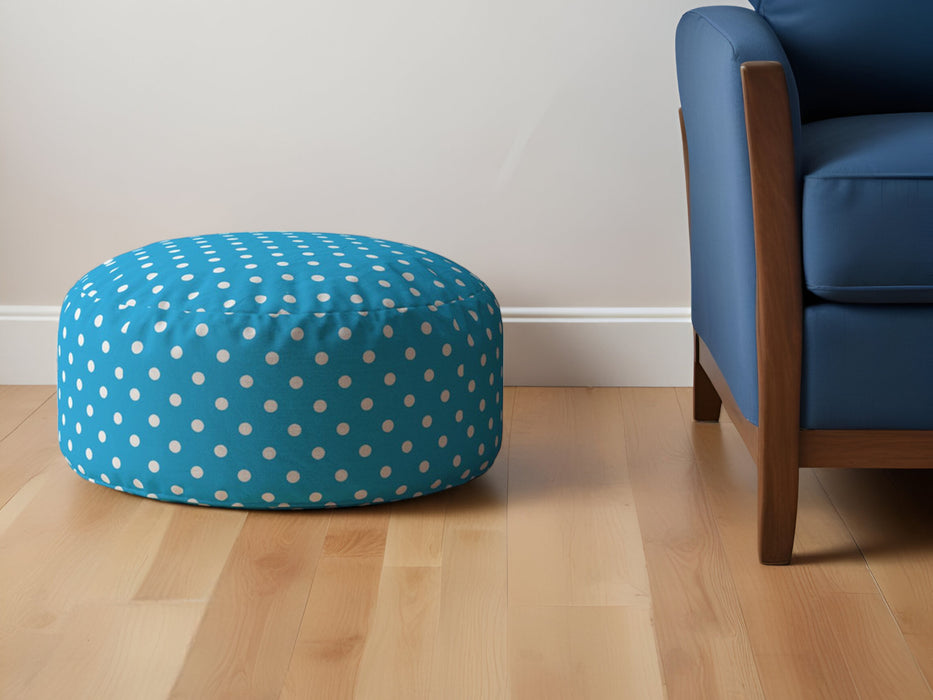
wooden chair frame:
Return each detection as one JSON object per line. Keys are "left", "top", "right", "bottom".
{"left": 681, "top": 61, "right": 933, "bottom": 565}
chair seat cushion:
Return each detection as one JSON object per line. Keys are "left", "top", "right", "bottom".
{"left": 802, "top": 113, "right": 933, "bottom": 303}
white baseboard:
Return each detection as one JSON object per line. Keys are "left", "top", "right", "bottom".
{"left": 0, "top": 305, "right": 693, "bottom": 387}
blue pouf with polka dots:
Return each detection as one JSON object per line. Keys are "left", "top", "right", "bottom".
{"left": 57, "top": 232, "right": 503, "bottom": 508}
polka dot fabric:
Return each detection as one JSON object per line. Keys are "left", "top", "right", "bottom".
{"left": 57, "top": 232, "right": 503, "bottom": 508}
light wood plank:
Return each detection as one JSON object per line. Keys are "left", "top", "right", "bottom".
{"left": 12, "top": 601, "right": 204, "bottom": 700}
{"left": 510, "top": 605, "right": 663, "bottom": 700}
{"left": 133, "top": 506, "right": 247, "bottom": 601}
{"left": 0, "top": 478, "right": 175, "bottom": 636}
{"left": 279, "top": 556, "right": 384, "bottom": 699}
{"left": 353, "top": 566, "right": 442, "bottom": 700}
{"left": 0, "top": 398, "right": 66, "bottom": 509}
{"left": 381, "top": 489, "right": 449, "bottom": 567}
{"left": 509, "top": 387, "right": 651, "bottom": 607}
{"left": 427, "top": 418, "right": 510, "bottom": 699}
{"left": 817, "top": 467, "right": 933, "bottom": 688}
{"left": 621, "top": 387, "right": 764, "bottom": 699}
{"left": 169, "top": 511, "right": 330, "bottom": 699}
{"left": 676, "top": 387, "right": 933, "bottom": 699}
{"left": 322, "top": 508, "right": 390, "bottom": 558}
{"left": 0, "top": 386, "right": 54, "bottom": 441}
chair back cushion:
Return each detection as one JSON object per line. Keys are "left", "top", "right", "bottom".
{"left": 752, "top": 0, "right": 933, "bottom": 122}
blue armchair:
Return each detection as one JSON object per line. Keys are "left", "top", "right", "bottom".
{"left": 676, "top": 1, "right": 933, "bottom": 564}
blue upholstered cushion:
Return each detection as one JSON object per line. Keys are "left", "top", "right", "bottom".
{"left": 676, "top": 6, "right": 801, "bottom": 426}
{"left": 803, "top": 303, "right": 933, "bottom": 429}
{"left": 802, "top": 113, "right": 933, "bottom": 303}
{"left": 752, "top": 0, "right": 933, "bottom": 122}
{"left": 57, "top": 232, "right": 503, "bottom": 508}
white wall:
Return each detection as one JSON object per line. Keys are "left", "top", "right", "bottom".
{"left": 0, "top": 0, "right": 748, "bottom": 385}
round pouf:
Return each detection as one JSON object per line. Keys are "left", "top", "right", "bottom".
{"left": 57, "top": 232, "right": 503, "bottom": 508}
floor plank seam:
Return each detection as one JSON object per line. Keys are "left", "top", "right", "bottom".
{"left": 812, "top": 471, "right": 933, "bottom": 697}
{"left": 670, "top": 387, "right": 769, "bottom": 699}
{"left": 0, "top": 390, "right": 56, "bottom": 443}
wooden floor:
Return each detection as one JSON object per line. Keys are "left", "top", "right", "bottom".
{"left": 2, "top": 386, "right": 933, "bottom": 699}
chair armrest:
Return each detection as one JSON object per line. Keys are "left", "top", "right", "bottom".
{"left": 676, "top": 6, "right": 801, "bottom": 426}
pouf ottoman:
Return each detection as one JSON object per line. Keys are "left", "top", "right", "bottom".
{"left": 57, "top": 232, "right": 503, "bottom": 508}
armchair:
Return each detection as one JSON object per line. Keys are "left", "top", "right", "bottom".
{"left": 676, "top": 1, "right": 933, "bottom": 564}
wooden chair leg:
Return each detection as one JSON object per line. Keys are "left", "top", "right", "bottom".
{"left": 693, "top": 333, "right": 722, "bottom": 422}
{"left": 757, "top": 451, "right": 799, "bottom": 565}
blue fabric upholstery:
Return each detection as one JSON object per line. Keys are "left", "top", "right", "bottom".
{"left": 802, "top": 303, "right": 933, "bottom": 429}
{"left": 57, "top": 232, "right": 504, "bottom": 508}
{"left": 802, "top": 113, "right": 933, "bottom": 303}
{"left": 676, "top": 6, "right": 801, "bottom": 426}
{"left": 752, "top": 0, "right": 933, "bottom": 123}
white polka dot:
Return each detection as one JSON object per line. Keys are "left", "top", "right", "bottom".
{"left": 191, "top": 466, "right": 204, "bottom": 478}
{"left": 192, "top": 371, "right": 205, "bottom": 385}
{"left": 354, "top": 489, "right": 368, "bottom": 500}
{"left": 361, "top": 398, "right": 374, "bottom": 411}
{"left": 154, "top": 321, "right": 167, "bottom": 333}
{"left": 362, "top": 350, "right": 376, "bottom": 364}
{"left": 133, "top": 478, "right": 144, "bottom": 489}
{"left": 215, "top": 490, "right": 228, "bottom": 501}
{"left": 404, "top": 394, "right": 415, "bottom": 407}
{"left": 262, "top": 492, "right": 275, "bottom": 502}
{"left": 402, "top": 441, "right": 413, "bottom": 453}
{"left": 359, "top": 444, "right": 372, "bottom": 457}
{"left": 214, "top": 444, "right": 227, "bottom": 457}
{"left": 338, "top": 375, "right": 352, "bottom": 388}
{"left": 440, "top": 390, "right": 450, "bottom": 402}
{"left": 384, "top": 373, "right": 396, "bottom": 386}
{"left": 169, "top": 440, "right": 182, "bottom": 453}
{"left": 243, "top": 327, "right": 256, "bottom": 340}
{"left": 395, "top": 485, "right": 408, "bottom": 496}
{"left": 216, "top": 349, "right": 230, "bottom": 362}
{"left": 262, "top": 447, "right": 276, "bottom": 460}
{"left": 148, "top": 460, "right": 160, "bottom": 473}
{"left": 99, "top": 386, "right": 108, "bottom": 399}
{"left": 290, "top": 327, "right": 304, "bottom": 341}
{"left": 350, "top": 294, "right": 363, "bottom": 304}
{"left": 442, "top": 343, "right": 452, "bottom": 356}
{"left": 336, "top": 422, "right": 350, "bottom": 435}
{"left": 113, "top": 412, "right": 123, "bottom": 425}
{"left": 115, "top": 367, "right": 124, "bottom": 380}
{"left": 191, "top": 419, "right": 205, "bottom": 432}
{"left": 237, "top": 469, "right": 251, "bottom": 482}
{"left": 169, "top": 393, "right": 182, "bottom": 406}
{"left": 424, "top": 369, "right": 435, "bottom": 381}
{"left": 405, "top": 347, "right": 416, "bottom": 360}
{"left": 195, "top": 323, "right": 209, "bottom": 337}
{"left": 112, "top": 456, "right": 121, "bottom": 468}
{"left": 131, "top": 341, "right": 144, "bottom": 354}
{"left": 240, "top": 375, "right": 254, "bottom": 388}
{"left": 438, "top": 435, "right": 448, "bottom": 447}
{"left": 383, "top": 325, "right": 394, "bottom": 338}
{"left": 421, "top": 322, "right": 432, "bottom": 335}
{"left": 286, "top": 470, "right": 300, "bottom": 483}
{"left": 288, "top": 423, "right": 302, "bottom": 436}
{"left": 171, "top": 346, "right": 184, "bottom": 359}
{"left": 335, "top": 469, "right": 348, "bottom": 482}
{"left": 129, "top": 388, "right": 141, "bottom": 401}
{"left": 382, "top": 419, "right": 394, "bottom": 433}
{"left": 312, "top": 446, "right": 325, "bottom": 459}
{"left": 338, "top": 327, "right": 352, "bottom": 340}
{"left": 380, "top": 465, "right": 392, "bottom": 478}
{"left": 171, "top": 485, "right": 184, "bottom": 495}
{"left": 315, "top": 352, "right": 328, "bottom": 365}
{"left": 309, "top": 492, "right": 323, "bottom": 503}
{"left": 148, "top": 367, "right": 161, "bottom": 381}
{"left": 289, "top": 376, "right": 303, "bottom": 390}
{"left": 382, "top": 298, "right": 395, "bottom": 308}
{"left": 149, "top": 414, "right": 160, "bottom": 427}
{"left": 265, "top": 351, "right": 279, "bottom": 365}
{"left": 316, "top": 293, "right": 330, "bottom": 302}
{"left": 264, "top": 400, "right": 278, "bottom": 413}
{"left": 214, "top": 397, "right": 228, "bottom": 410}
{"left": 419, "top": 460, "right": 430, "bottom": 473}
